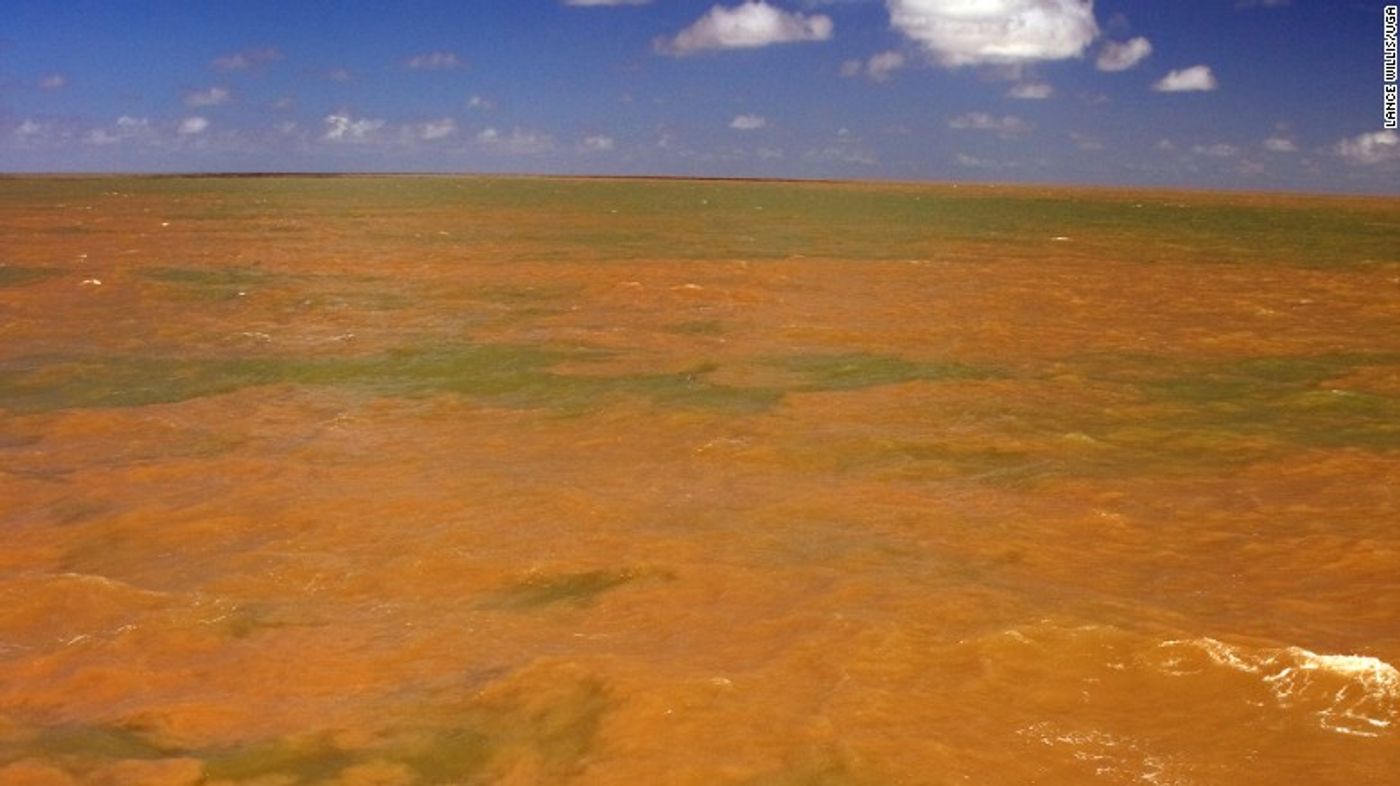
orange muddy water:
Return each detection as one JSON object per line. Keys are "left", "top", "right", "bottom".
{"left": 0, "top": 176, "right": 1397, "bottom": 785}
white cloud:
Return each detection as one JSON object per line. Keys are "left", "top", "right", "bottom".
{"left": 467, "top": 95, "right": 495, "bottom": 110}
{"left": 213, "top": 48, "right": 283, "bottom": 71}
{"left": 416, "top": 118, "right": 457, "bottom": 141}
{"left": 322, "top": 113, "right": 386, "bottom": 142}
{"left": 865, "top": 50, "right": 907, "bottom": 81}
{"left": 1096, "top": 36, "right": 1151, "bottom": 71}
{"left": 730, "top": 114, "right": 768, "bottom": 130}
{"left": 83, "top": 116, "right": 152, "bottom": 146}
{"left": 38, "top": 74, "right": 67, "bottom": 90}
{"left": 656, "top": 2, "right": 833, "bottom": 56}
{"left": 1153, "top": 65, "right": 1217, "bottom": 92}
{"left": 581, "top": 134, "right": 616, "bottom": 151}
{"left": 406, "top": 51, "right": 463, "bottom": 70}
{"left": 1191, "top": 143, "right": 1239, "bottom": 158}
{"left": 842, "top": 50, "right": 906, "bottom": 81}
{"left": 178, "top": 116, "right": 210, "bottom": 135}
{"left": 565, "top": 0, "right": 651, "bottom": 5}
{"left": 1007, "top": 81, "right": 1053, "bottom": 99}
{"left": 887, "top": 0, "right": 1098, "bottom": 67}
{"left": 806, "top": 145, "right": 877, "bottom": 166}
{"left": 14, "top": 120, "right": 44, "bottom": 137}
{"left": 1334, "top": 130, "right": 1400, "bottom": 166}
{"left": 476, "top": 127, "right": 555, "bottom": 154}
{"left": 1263, "top": 135, "right": 1297, "bottom": 153}
{"left": 948, "top": 112, "right": 1030, "bottom": 136}
{"left": 185, "top": 86, "right": 231, "bottom": 107}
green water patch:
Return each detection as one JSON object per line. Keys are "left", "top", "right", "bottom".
{"left": 2, "top": 671, "right": 608, "bottom": 784}
{"left": 207, "top": 672, "right": 607, "bottom": 785}
{"left": 1068, "top": 353, "right": 1400, "bottom": 461}
{"left": 0, "top": 344, "right": 782, "bottom": 414}
{"left": 772, "top": 352, "right": 996, "bottom": 392}
{"left": 611, "top": 363, "right": 783, "bottom": 413}
{"left": 203, "top": 734, "right": 354, "bottom": 783}
{"left": 479, "top": 567, "right": 671, "bottom": 611}
{"left": 0, "top": 265, "right": 60, "bottom": 287}
{"left": 666, "top": 319, "right": 728, "bottom": 336}
{"left": 399, "top": 676, "right": 607, "bottom": 783}
{"left": 139, "top": 265, "right": 282, "bottom": 302}
{"left": 0, "top": 725, "right": 171, "bottom": 766}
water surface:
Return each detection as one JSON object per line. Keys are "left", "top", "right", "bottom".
{"left": 1, "top": 177, "right": 1398, "bottom": 785}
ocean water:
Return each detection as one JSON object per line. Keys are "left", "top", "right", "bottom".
{"left": 0, "top": 177, "right": 1397, "bottom": 784}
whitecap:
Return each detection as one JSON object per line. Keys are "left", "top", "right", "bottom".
{"left": 1159, "top": 637, "right": 1399, "bottom": 738}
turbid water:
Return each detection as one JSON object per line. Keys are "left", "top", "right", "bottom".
{"left": 1, "top": 176, "right": 1397, "bottom": 785}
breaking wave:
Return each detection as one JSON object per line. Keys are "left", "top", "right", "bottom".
{"left": 1158, "top": 637, "right": 1399, "bottom": 738}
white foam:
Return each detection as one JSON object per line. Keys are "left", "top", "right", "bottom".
{"left": 1161, "top": 637, "right": 1399, "bottom": 738}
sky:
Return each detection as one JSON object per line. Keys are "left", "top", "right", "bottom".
{"left": 1, "top": 0, "right": 1396, "bottom": 194}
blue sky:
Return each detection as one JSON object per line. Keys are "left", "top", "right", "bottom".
{"left": 1, "top": 0, "right": 1395, "bottom": 193}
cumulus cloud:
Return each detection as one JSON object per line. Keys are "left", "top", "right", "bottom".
{"left": 887, "top": 0, "right": 1098, "bottom": 67}
{"left": 948, "top": 112, "right": 1030, "bottom": 136}
{"left": 842, "top": 50, "right": 906, "bottom": 81}
{"left": 476, "top": 127, "right": 555, "bottom": 154}
{"left": 581, "top": 134, "right": 616, "bottom": 151}
{"left": 322, "top": 113, "right": 386, "bottom": 142}
{"left": 1334, "top": 130, "right": 1400, "bottom": 166}
{"left": 416, "top": 118, "right": 457, "bottom": 141}
{"left": 406, "top": 51, "right": 463, "bottom": 70}
{"left": 213, "top": 48, "right": 283, "bottom": 71}
{"left": 656, "top": 2, "right": 833, "bottom": 56}
{"left": 38, "top": 74, "right": 67, "bottom": 90}
{"left": 83, "top": 116, "right": 152, "bottom": 146}
{"left": 185, "top": 86, "right": 231, "bottom": 107}
{"left": 1153, "top": 65, "right": 1217, "bottom": 92}
{"left": 1096, "top": 36, "right": 1151, "bottom": 71}
{"left": 1007, "top": 81, "right": 1053, "bottom": 99}
{"left": 178, "top": 116, "right": 210, "bottom": 135}
{"left": 730, "top": 114, "right": 768, "bottom": 130}
{"left": 1263, "top": 135, "right": 1297, "bottom": 153}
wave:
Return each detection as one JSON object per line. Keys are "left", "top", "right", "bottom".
{"left": 1158, "top": 637, "right": 1399, "bottom": 738}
